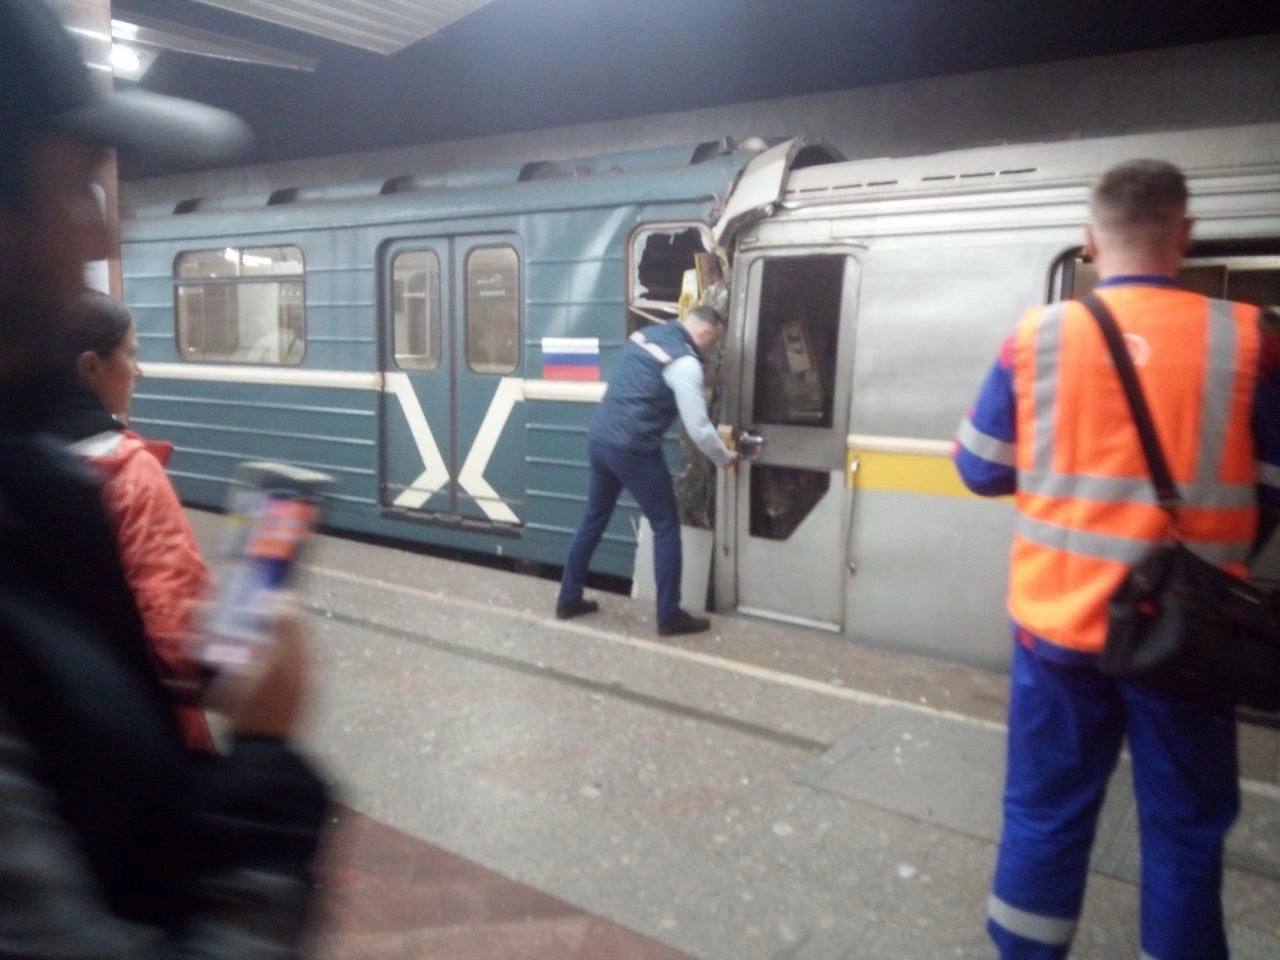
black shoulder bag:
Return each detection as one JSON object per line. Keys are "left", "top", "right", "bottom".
{"left": 1081, "top": 294, "right": 1280, "bottom": 711}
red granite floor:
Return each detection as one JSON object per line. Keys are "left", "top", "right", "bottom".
{"left": 311, "top": 806, "right": 696, "bottom": 960}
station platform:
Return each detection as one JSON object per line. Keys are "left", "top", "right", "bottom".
{"left": 186, "top": 510, "right": 1280, "bottom": 960}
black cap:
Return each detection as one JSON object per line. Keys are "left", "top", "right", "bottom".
{"left": 0, "top": 0, "right": 251, "bottom": 167}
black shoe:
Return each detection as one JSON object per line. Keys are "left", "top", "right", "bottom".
{"left": 658, "top": 609, "right": 710, "bottom": 636}
{"left": 556, "top": 598, "right": 599, "bottom": 620}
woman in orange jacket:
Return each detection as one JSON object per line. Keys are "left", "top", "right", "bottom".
{"left": 47, "top": 290, "right": 215, "bottom": 751}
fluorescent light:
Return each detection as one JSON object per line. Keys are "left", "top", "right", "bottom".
{"left": 240, "top": 253, "right": 272, "bottom": 267}
{"left": 224, "top": 247, "right": 240, "bottom": 263}
{"left": 110, "top": 13, "right": 317, "bottom": 73}
{"left": 109, "top": 43, "right": 157, "bottom": 81}
{"left": 111, "top": 44, "right": 141, "bottom": 73}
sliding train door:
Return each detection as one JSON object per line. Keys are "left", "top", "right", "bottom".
{"left": 381, "top": 238, "right": 454, "bottom": 515}
{"left": 450, "top": 235, "right": 524, "bottom": 526}
{"left": 378, "top": 233, "right": 525, "bottom": 529}
{"left": 724, "top": 251, "right": 859, "bottom": 631}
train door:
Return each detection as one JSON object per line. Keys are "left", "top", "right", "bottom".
{"left": 451, "top": 235, "right": 524, "bottom": 525}
{"left": 382, "top": 239, "right": 453, "bottom": 514}
{"left": 726, "top": 251, "right": 858, "bottom": 631}
{"left": 379, "top": 234, "right": 525, "bottom": 528}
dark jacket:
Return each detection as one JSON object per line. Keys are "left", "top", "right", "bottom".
{"left": 589, "top": 321, "right": 699, "bottom": 452}
{"left": 0, "top": 373, "right": 330, "bottom": 957}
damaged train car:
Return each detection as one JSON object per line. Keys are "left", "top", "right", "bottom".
{"left": 120, "top": 123, "right": 1280, "bottom": 668}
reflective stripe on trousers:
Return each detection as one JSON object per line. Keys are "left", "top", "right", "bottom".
{"left": 990, "top": 643, "right": 1237, "bottom": 960}
{"left": 987, "top": 895, "right": 1076, "bottom": 946}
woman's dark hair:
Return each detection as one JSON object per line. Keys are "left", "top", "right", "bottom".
{"left": 62, "top": 290, "right": 133, "bottom": 362}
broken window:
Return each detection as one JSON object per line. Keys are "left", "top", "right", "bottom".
{"left": 628, "top": 224, "right": 711, "bottom": 332}
{"left": 750, "top": 466, "right": 830, "bottom": 540}
{"left": 752, "top": 255, "right": 844, "bottom": 429}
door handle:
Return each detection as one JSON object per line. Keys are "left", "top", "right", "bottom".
{"left": 737, "top": 429, "right": 765, "bottom": 459}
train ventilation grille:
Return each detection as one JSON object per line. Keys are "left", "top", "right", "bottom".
{"left": 785, "top": 166, "right": 1038, "bottom": 198}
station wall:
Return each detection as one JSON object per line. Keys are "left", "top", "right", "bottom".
{"left": 122, "top": 31, "right": 1280, "bottom": 210}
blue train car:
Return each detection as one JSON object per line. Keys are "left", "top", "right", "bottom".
{"left": 122, "top": 141, "right": 752, "bottom": 577}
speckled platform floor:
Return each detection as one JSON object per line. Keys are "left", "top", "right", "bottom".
{"left": 185, "top": 509, "right": 1280, "bottom": 960}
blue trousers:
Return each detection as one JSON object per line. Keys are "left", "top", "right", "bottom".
{"left": 559, "top": 441, "right": 681, "bottom": 624}
{"left": 989, "top": 642, "right": 1239, "bottom": 960}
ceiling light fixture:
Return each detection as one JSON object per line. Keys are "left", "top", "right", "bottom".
{"left": 109, "top": 43, "right": 157, "bottom": 81}
{"left": 192, "top": 1, "right": 499, "bottom": 56}
{"left": 110, "top": 13, "right": 319, "bottom": 73}
{"left": 110, "top": 18, "right": 138, "bottom": 41}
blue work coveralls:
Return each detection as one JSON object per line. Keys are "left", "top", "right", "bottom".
{"left": 955, "top": 277, "right": 1280, "bottom": 960}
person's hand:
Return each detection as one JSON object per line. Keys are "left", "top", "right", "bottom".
{"left": 723, "top": 452, "right": 740, "bottom": 473}
{"left": 230, "top": 603, "right": 310, "bottom": 740}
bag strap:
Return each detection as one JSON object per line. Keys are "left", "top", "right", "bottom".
{"left": 1079, "top": 293, "right": 1183, "bottom": 515}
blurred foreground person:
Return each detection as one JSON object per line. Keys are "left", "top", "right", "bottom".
{"left": 955, "top": 161, "right": 1280, "bottom": 959}
{"left": 42, "top": 291, "right": 215, "bottom": 750}
{"left": 0, "top": 1, "right": 329, "bottom": 956}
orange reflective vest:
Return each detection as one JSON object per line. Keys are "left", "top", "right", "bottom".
{"left": 1010, "top": 287, "right": 1261, "bottom": 653}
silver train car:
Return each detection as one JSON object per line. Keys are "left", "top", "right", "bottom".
{"left": 715, "top": 123, "right": 1280, "bottom": 667}
{"left": 122, "top": 123, "right": 1280, "bottom": 670}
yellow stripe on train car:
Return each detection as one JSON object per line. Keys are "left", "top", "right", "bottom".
{"left": 846, "top": 446, "right": 1009, "bottom": 500}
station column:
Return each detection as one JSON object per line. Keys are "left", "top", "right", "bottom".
{"left": 51, "top": 0, "right": 122, "bottom": 299}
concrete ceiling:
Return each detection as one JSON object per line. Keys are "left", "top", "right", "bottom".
{"left": 112, "top": 0, "right": 1280, "bottom": 177}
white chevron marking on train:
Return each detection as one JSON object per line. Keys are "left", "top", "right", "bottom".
{"left": 138, "top": 363, "right": 608, "bottom": 521}
{"left": 456, "top": 377, "right": 525, "bottom": 524}
{"left": 385, "top": 372, "right": 450, "bottom": 510}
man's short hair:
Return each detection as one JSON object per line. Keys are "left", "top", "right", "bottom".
{"left": 684, "top": 305, "right": 725, "bottom": 329}
{"left": 1089, "top": 160, "right": 1188, "bottom": 244}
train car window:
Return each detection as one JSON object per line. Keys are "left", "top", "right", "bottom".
{"left": 627, "top": 224, "right": 712, "bottom": 333}
{"left": 1054, "top": 246, "right": 1280, "bottom": 307}
{"left": 391, "top": 250, "right": 442, "bottom": 371}
{"left": 750, "top": 466, "right": 830, "bottom": 540}
{"left": 465, "top": 246, "right": 520, "bottom": 374}
{"left": 175, "top": 245, "right": 304, "bottom": 365}
{"left": 752, "top": 255, "right": 843, "bottom": 428}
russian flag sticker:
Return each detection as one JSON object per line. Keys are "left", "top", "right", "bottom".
{"left": 542, "top": 337, "right": 600, "bottom": 381}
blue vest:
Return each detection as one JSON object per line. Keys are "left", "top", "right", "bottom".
{"left": 589, "top": 321, "right": 699, "bottom": 452}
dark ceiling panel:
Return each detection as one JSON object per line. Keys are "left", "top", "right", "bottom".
{"left": 112, "top": 0, "right": 1280, "bottom": 176}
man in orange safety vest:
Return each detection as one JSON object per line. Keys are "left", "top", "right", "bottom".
{"left": 955, "top": 159, "right": 1280, "bottom": 960}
